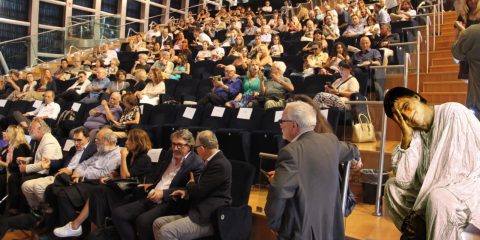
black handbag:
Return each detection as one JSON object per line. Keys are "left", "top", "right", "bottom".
{"left": 106, "top": 178, "right": 138, "bottom": 194}
{"left": 400, "top": 211, "right": 426, "bottom": 240}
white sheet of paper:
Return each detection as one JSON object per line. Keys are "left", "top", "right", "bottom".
{"left": 148, "top": 148, "right": 162, "bottom": 163}
{"left": 63, "top": 73, "right": 72, "bottom": 80}
{"left": 63, "top": 139, "right": 75, "bottom": 151}
{"left": 140, "top": 105, "right": 144, "bottom": 114}
{"left": 183, "top": 107, "right": 196, "bottom": 119}
{"left": 33, "top": 100, "right": 42, "bottom": 108}
{"left": 274, "top": 110, "right": 283, "bottom": 122}
{"left": 237, "top": 108, "right": 253, "bottom": 120}
{"left": 71, "top": 102, "right": 81, "bottom": 112}
{"left": 211, "top": 106, "right": 225, "bottom": 117}
{"left": 320, "top": 109, "right": 329, "bottom": 119}
{"left": 0, "top": 99, "right": 6, "bottom": 107}
{"left": 25, "top": 135, "right": 32, "bottom": 144}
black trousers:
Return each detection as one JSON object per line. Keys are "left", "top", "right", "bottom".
{"left": 7, "top": 172, "right": 46, "bottom": 213}
{"left": 54, "top": 182, "right": 97, "bottom": 226}
{"left": 112, "top": 198, "right": 187, "bottom": 240}
{"left": 197, "top": 93, "right": 228, "bottom": 106}
{"left": 88, "top": 185, "right": 133, "bottom": 227}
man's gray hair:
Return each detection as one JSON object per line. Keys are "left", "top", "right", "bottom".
{"left": 285, "top": 101, "right": 317, "bottom": 130}
{"left": 102, "top": 128, "right": 118, "bottom": 145}
{"left": 33, "top": 118, "right": 51, "bottom": 133}
{"left": 171, "top": 129, "right": 195, "bottom": 148}
{"left": 197, "top": 130, "right": 219, "bottom": 150}
{"left": 272, "top": 61, "right": 286, "bottom": 74}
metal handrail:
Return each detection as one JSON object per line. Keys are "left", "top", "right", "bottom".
{"left": 344, "top": 100, "right": 387, "bottom": 216}
{"left": 403, "top": 16, "right": 431, "bottom": 74}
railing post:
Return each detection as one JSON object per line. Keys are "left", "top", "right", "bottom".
{"left": 426, "top": 17, "right": 430, "bottom": 73}
{"left": 417, "top": 30, "right": 421, "bottom": 92}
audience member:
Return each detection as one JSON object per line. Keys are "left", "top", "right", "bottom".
{"left": 105, "top": 70, "right": 130, "bottom": 96}
{"left": 6, "top": 72, "right": 36, "bottom": 101}
{"left": 80, "top": 67, "right": 110, "bottom": 104}
{"left": 57, "top": 71, "right": 91, "bottom": 102}
{"left": 131, "top": 53, "right": 151, "bottom": 74}
{"left": 0, "top": 70, "right": 23, "bottom": 99}
{"left": 135, "top": 68, "right": 165, "bottom": 105}
{"left": 269, "top": 35, "right": 284, "bottom": 58}
{"left": 112, "top": 129, "right": 204, "bottom": 240}
{"left": 313, "top": 60, "right": 360, "bottom": 110}
{"left": 374, "top": 3, "right": 391, "bottom": 25}
{"left": 325, "top": 42, "right": 350, "bottom": 73}
{"left": 390, "top": 0, "right": 417, "bottom": 21}
{"left": 198, "top": 65, "right": 242, "bottom": 106}
{"left": 152, "top": 130, "right": 232, "bottom": 240}
{"left": 226, "top": 62, "right": 261, "bottom": 108}
{"left": 81, "top": 92, "right": 122, "bottom": 131}
{"left": 12, "top": 90, "right": 60, "bottom": 129}
{"left": 169, "top": 54, "right": 190, "bottom": 80}
{"left": 110, "top": 93, "right": 141, "bottom": 138}
{"left": 261, "top": 61, "right": 294, "bottom": 109}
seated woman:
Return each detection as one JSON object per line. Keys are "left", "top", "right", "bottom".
{"left": 168, "top": 55, "right": 190, "bottom": 81}
{"left": 256, "top": 45, "right": 273, "bottom": 72}
{"left": 313, "top": 60, "right": 360, "bottom": 110}
{"left": 135, "top": 68, "right": 165, "bottom": 106}
{"left": 211, "top": 39, "right": 225, "bottom": 62}
{"left": 0, "top": 125, "right": 31, "bottom": 213}
{"left": 53, "top": 128, "right": 152, "bottom": 238}
{"left": 107, "top": 58, "right": 120, "bottom": 77}
{"left": 195, "top": 41, "right": 212, "bottom": 62}
{"left": 109, "top": 93, "right": 141, "bottom": 138}
{"left": 226, "top": 62, "right": 261, "bottom": 108}
{"left": 269, "top": 35, "right": 284, "bottom": 58}
{"left": 105, "top": 70, "right": 130, "bottom": 95}
{"left": 7, "top": 72, "right": 37, "bottom": 101}
{"left": 127, "top": 69, "right": 147, "bottom": 94}
{"left": 149, "top": 42, "right": 162, "bottom": 61}
{"left": 324, "top": 42, "right": 350, "bottom": 73}
{"left": 22, "top": 69, "right": 57, "bottom": 101}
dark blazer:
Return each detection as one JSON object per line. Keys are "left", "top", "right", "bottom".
{"left": 1, "top": 143, "right": 31, "bottom": 173}
{"left": 265, "top": 131, "right": 360, "bottom": 240}
{"left": 124, "top": 151, "right": 152, "bottom": 179}
{"left": 187, "top": 151, "right": 232, "bottom": 225}
{"left": 148, "top": 149, "right": 204, "bottom": 203}
{"left": 61, "top": 142, "right": 97, "bottom": 168}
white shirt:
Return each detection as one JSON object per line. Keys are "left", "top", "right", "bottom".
{"left": 27, "top": 102, "right": 61, "bottom": 120}
{"left": 67, "top": 79, "right": 91, "bottom": 95}
{"left": 155, "top": 152, "right": 191, "bottom": 191}
{"left": 103, "top": 50, "right": 118, "bottom": 65}
{"left": 262, "top": 6, "right": 272, "bottom": 12}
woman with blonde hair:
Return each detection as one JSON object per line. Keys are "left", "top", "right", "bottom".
{"left": 128, "top": 69, "right": 147, "bottom": 93}
{"left": 135, "top": 68, "right": 165, "bottom": 105}
{"left": 0, "top": 125, "right": 31, "bottom": 212}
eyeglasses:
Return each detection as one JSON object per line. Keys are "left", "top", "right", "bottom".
{"left": 171, "top": 143, "right": 189, "bottom": 149}
{"left": 193, "top": 144, "right": 204, "bottom": 149}
{"left": 278, "top": 119, "right": 295, "bottom": 124}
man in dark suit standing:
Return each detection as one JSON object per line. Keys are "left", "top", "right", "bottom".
{"left": 152, "top": 130, "right": 232, "bottom": 240}
{"left": 111, "top": 129, "right": 204, "bottom": 240}
{"left": 265, "top": 101, "right": 360, "bottom": 240}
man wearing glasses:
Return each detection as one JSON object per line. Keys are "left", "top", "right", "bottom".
{"left": 197, "top": 65, "right": 242, "bottom": 106}
{"left": 56, "top": 71, "right": 92, "bottom": 103}
{"left": 265, "top": 101, "right": 360, "bottom": 239}
{"left": 112, "top": 129, "right": 204, "bottom": 240}
{"left": 21, "top": 127, "right": 96, "bottom": 212}
{"left": 153, "top": 130, "right": 232, "bottom": 240}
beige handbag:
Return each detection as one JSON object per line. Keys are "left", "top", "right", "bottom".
{"left": 351, "top": 113, "right": 376, "bottom": 143}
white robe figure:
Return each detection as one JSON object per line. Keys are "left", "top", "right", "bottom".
{"left": 385, "top": 102, "right": 480, "bottom": 240}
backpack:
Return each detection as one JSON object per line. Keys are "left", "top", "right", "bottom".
{"left": 55, "top": 110, "right": 76, "bottom": 128}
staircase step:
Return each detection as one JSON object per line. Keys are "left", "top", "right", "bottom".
{"left": 431, "top": 57, "right": 456, "bottom": 66}
{"left": 423, "top": 81, "right": 467, "bottom": 92}
{"left": 420, "top": 92, "right": 466, "bottom": 104}
{"left": 429, "top": 64, "right": 459, "bottom": 72}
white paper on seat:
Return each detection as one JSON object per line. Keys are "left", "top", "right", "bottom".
{"left": 211, "top": 106, "right": 225, "bottom": 117}
{"left": 63, "top": 73, "right": 72, "bottom": 80}
{"left": 237, "top": 108, "right": 253, "bottom": 120}
{"left": 71, "top": 102, "right": 81, "bottom": 112}
{"left": 140, "top": 105, "right": 144, "bottom": 114}
{"left": 148, "top": 148, "right": 162, "bottom": 163}
{"left": 33, "top": 100, "right": 42, "bottom": 108}
{"left": 63, "top": 139, "right": 75, "bottom": 151}
{"left": 0, "top": 99, "right": 6, "bottom": 107}
{"left": 25, "top": 135, "right": 32, "bottom": 144}
{"left": 183, "top": 107, "right": 196, "bottom": 119}
{"left": 320, "top": 109, "right": 329, "bottom": 119}
{"left": 274, "top": 111, "right": 283, "bottom": 122}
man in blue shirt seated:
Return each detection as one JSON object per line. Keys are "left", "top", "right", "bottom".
{"left": 197, "top": 65, "right": 242, "bottom": 106}
{"left": 80, "top": 67, "right": 110, "bottom": 104}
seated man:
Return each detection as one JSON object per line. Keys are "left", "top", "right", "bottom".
{"left": 372, "top": 24, "right": 400, "bottom": 65}
{"left": 197, "top": 65, "right": 242, "bottom": 106}
{"left": 81, "top": 92, "right": 122, "bottom": 132}
{"left": 48, "top": 128, "right": 121, "bottom": 227}
{"left": 390, "top": 0, "right": 417, "bottom": 22}
{"left": 352, "top": 36, "right": 382, "bottom": 97}
{"left": 21, "top": 127, "right": 96, "bottom": 211}
{"left": 12, "top": 90, "right": 61, "bottom": 129}
{"left": 383, "top": 87, "right": 480, "bottom": 239}
{"left": 261, "top": 61, "right": 294, "bottom": 109}
{"left": 152, "top": 130, "right": 232, "bottom": 240}
{"left": 112, "top": 129, "right": 204, "bottom": 240}
{"left": 56, "top": 71, "right": 92, "bottom": 103}
{"left": 79, "top": 67, "right": 110, "bottom": 104}
{"left": 7, "top": 118, "right": 63, "bottom": 213}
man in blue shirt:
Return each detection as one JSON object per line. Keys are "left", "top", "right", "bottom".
{"left": 198, "top": 65, "right": 242, "bottom": 106}
{"left": 80, "top": 67, "right": 110, "bottom": 104}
